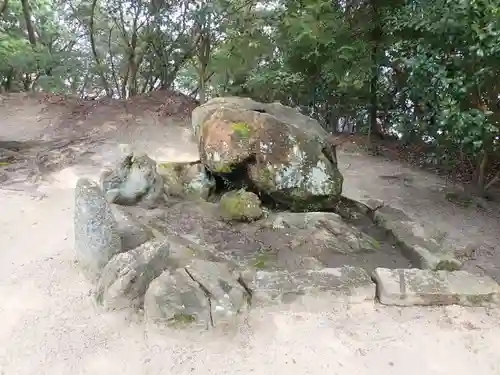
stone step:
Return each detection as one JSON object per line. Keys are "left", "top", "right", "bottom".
{"left": 373, "top": 267, "right": 500, "bottom": 307}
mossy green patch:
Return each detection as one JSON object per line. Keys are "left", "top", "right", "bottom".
{"left": 232, "top": 122, "right": 252, "bottom": 138}
{"left": 253, "top": 253, "right": 270, "bottom": 269}
{"left": 168, "top": 313, "right": 197, "bottom": 327}
{"left": 445, "top": 191, "right": 473, "bottom": 207}
{"left": 158, "top": 162, "right": 173, "bottom": 169}
{"left": 367, "top": 237, "right": 381, "bottom": 250}
{"left": 218, "top": 189, "right": 263, "bottom": 222}
{"left": 257, "top": 167, "right": 275, "bottom": 190}
{"left": 213, "top": 163, "right": 234, "bottom": 173}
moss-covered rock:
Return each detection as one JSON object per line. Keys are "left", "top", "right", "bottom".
{"left": 218, "top": 189, "right": 263, "bottom": 222}
{"left": 193, "top": 96, "right": 344, "bottom": 211}
{"left": 157, "top": 161, "right": 215, "bottom": 201}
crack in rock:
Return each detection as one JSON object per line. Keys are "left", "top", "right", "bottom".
{"left": 184, "top": 267, "right": 215, "bottom": 328}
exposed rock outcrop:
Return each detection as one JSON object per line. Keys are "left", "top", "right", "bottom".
{"left": 192, "top": 97, "right": 344, "bottom": 211}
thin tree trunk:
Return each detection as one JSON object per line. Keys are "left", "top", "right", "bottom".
{"left": 20, "top": 0, "right": 36, "bottom": 46}
{"left": 90, "top": 0, "right": 112, "bottom": 97}
{"left": 369, "top": 0, "right": 383, "bottom": 140}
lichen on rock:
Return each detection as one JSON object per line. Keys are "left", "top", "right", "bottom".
{"left": 100, "top": 152, "right": 164, "bottom": 208}
{"left": 193, "top": 96, "right": 344, "bottom": 211}
{"left": 74, "top": 177, "right": 122, "bottom": 281}
{"left": 157, "top": 160, "right": 215, "bottom": 200}
{"left": 218, "top": 189, "right": 263, "bottom": 222}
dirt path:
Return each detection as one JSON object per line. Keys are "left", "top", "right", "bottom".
{"left": 1, "top": 94, "right": 500, "bottom": 374}
{"left": 338, "top": 151, "right": 500, "bottom": 280}
{"left": 1, "top": 147, "right": 500, "bottom": 374}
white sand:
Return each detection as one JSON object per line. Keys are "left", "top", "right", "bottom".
{"left": 1, "top": 167, "right": 500, "bottom": 375}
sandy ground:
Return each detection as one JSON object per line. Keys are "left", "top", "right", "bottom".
{"left": 1, "top": 95, "right": 500, "bottom": 374}
{"left": 1, "top": 156, "right": 500, "bottom": 375}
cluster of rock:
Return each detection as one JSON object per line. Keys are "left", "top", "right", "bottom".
{"left": 73, "top": 97, "right": 368, "bottom": 326}
{"left": 74, "top": 97, "right": 500, "bottom": 328}
{"left": 192, "top": 97, "right": 344, "bottom": 211}
{"left": 75, "top": 175, "right": 388, "bottom": 327}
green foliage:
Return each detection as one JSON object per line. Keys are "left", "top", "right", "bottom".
{"left": 1, "top": 0, "right": 500, "bottom": 189}
{"left": 387, "top": 0, "right": 500, "bottom": 177}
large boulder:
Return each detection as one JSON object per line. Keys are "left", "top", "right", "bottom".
{"left": 74, "top": 178, "right": 122, "bottom": 280}
{"left": 192, "top": 97, "right": 343, "bottom": 211}
{"left": 192, "top": 97, "right": 329, "bottom": 142}
{"left": 100, "top": 152, "right": 165, "bottom": 208}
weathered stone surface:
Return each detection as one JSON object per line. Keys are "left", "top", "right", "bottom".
{"left": 95, "top": 240, "right": 171, "bottom": 310}
{"left": 74, "top": 177, "right": 121, "bottom": 280}
{"left": 218, "top": 189, "right": 263, "bottom": 222}
{"left": 100, "top": 152, "right": 164, "bottom": 208}
{"left": 185, "top": 259, "right": 249, "bottom": 319}
{"left": 193, "top": 96, "right": 343, "bottom": 211}
{"left": 144, "top": 268, "right": 207, "bottom": 325}
{"left": 192, "top": 97, "right": 328, "bottom": 143}
{"left": 111, "top": 204, "right": 155, "bottom": 251}
{"left": 372, "top": 205, "right": 462, "bottom": 271}
{"left": 261, "top": 212, "right": 381, "bottom": 256}
{"left": 144, "top": 260, "right": 249, "bottom": 325}
{"left": 157, "top": 161, "right": 215, "bottom": 200}
{"left": 372, "top": 267, "right": 500, "bottom": 307}
{"left": 118, "top": 200, "right": 409, "bottom": 273}
{"left": 243, "top": 266, "right": 375, "bottom": 305}
{"left": 95, "top": 238, "right": 200, "bottom": 310}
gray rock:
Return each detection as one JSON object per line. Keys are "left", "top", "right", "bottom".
{"left": 261, "top": 212, "right": 381, "bottom": 256}
{"left": 371, "top": 205, "right": 462, "bottom": 270}
{"left": 157, "top": 161, "right": 215, "bottom": 200}
{"left": 74, "top": 178, "right": 121, "bottom": 280}
{"left": 372, "top": 267, "right": 500, "bottom": 307}
{"left": 95, "top": 240, "right": 171, "bottom": 310}
{"left": 144, "top": 268, "right": 208, "bottom": 326}
{"left": 185, "top": 259, "right": 249, "bottom": 318}
{"left": 111, "top": 204, "right": 155, "bottom": 251}
{"left": 100, "top": 152, "right": 164, "bottom": 208}
{"left": 144, "top": 259, "right": 249, "bottom": 326}
{"left": 243, "top": 266, "right": 375, "bottom": 305}
{"left": 95, "top": 234, "right": 216, "bottom": 311}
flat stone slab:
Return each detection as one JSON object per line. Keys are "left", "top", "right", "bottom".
{"left": 340, "top": 196, "right": 462, "bottom": 271}
{"left": 373, "top": 268, "right": 500, "bottom": 307}
{"left": 245, "top": 266, "right": 376, "bottom": 305}
{"left": 372, "top": 205, "right": 462, "bottom": 271}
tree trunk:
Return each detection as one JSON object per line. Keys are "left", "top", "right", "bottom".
{"left": 20, "top": 0, "right": 36, "bottom": 46}
{"left": 90, "top": 0, "right": 112, "bottom": 97}
{"left": 369, "top": 0, "right": 383, "bottom": 139}
{"left": 477, "top": 149, "right": 489, "bottom": 193}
